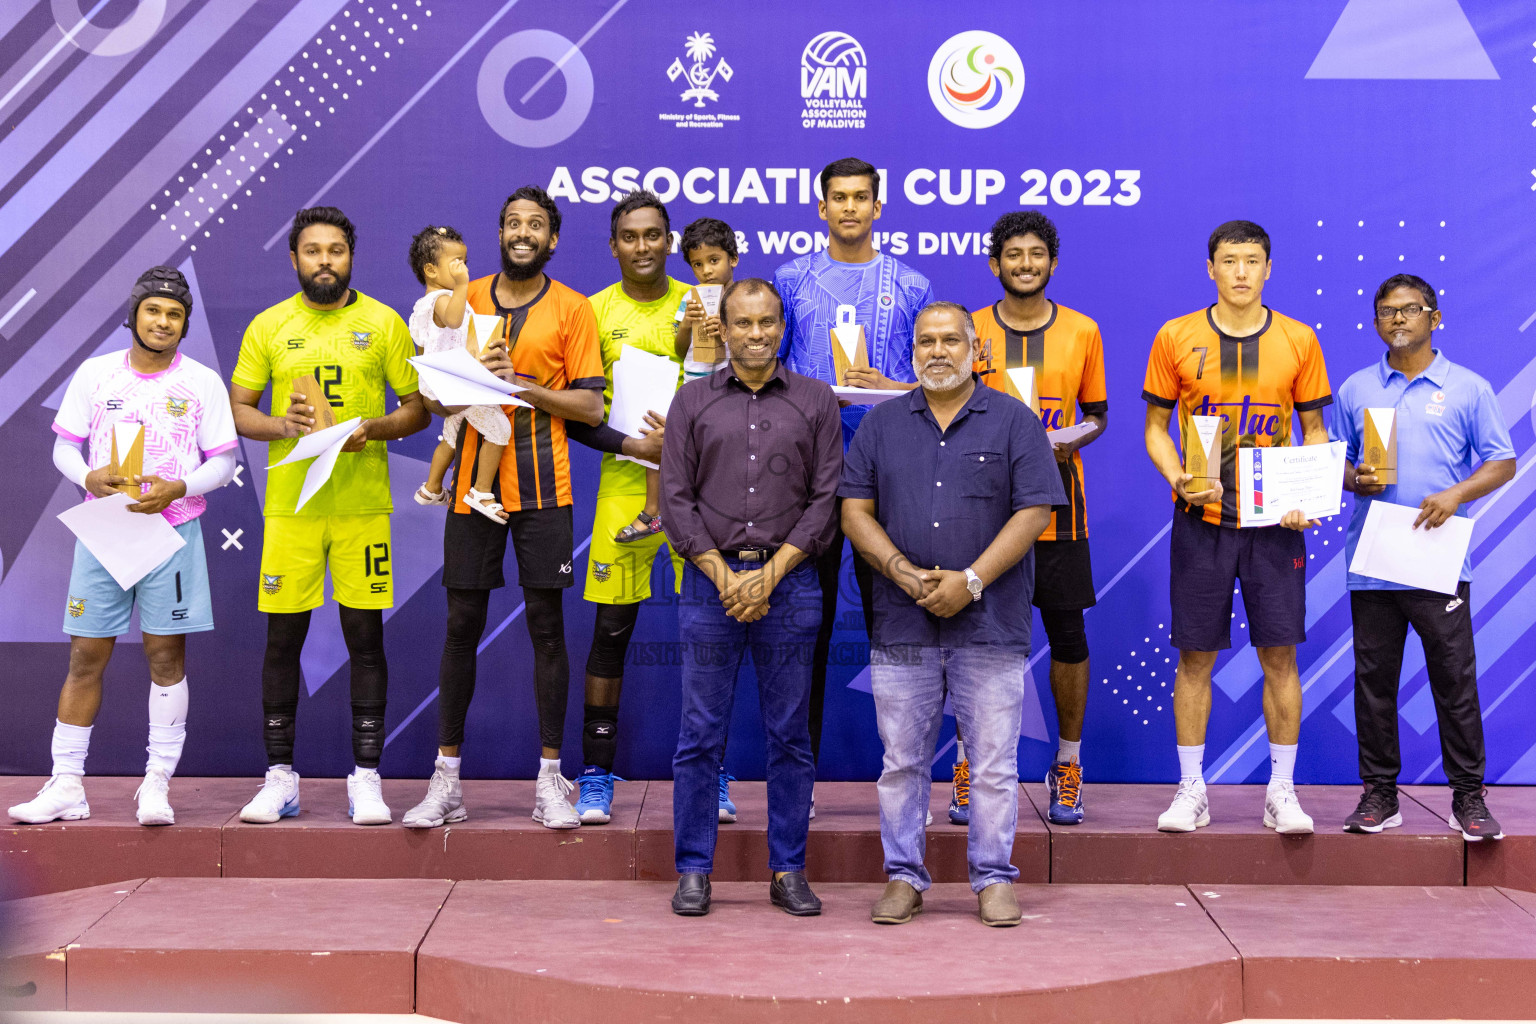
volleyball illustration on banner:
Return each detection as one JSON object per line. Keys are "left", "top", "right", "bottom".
{"left": 927, "top": 30, "right": 1024, "bottom": 129}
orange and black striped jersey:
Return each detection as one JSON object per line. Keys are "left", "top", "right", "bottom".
{"left": 973, "top": 301, "right": 1107, "bottom": 542}
{"left": 1142, "top": 306, "right": 1332, "bottom": 528}
{"left": 453, "top": 274, "right": 604, "bottom": 512}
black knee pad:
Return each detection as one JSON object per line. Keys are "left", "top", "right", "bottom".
{"left": 585, "top": 603, "right": 638, "bottom": 678}
{"left": 582, "top": 703, "right": 620, "bottom": 771}
{"left": 261, "top": 701, "right": 297, "bottom": 766}
{"left": 522, "top": 587, "right": 567, "bottom": 656}
{"left": 351, "top": 701, "right": 386, "bottom": 769}
{"left": 1040, "top": 607, "right": 1090, "bottom": 664}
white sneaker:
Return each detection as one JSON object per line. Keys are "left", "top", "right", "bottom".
{"left": 403, "top": 759, "right": 467, "bottom": 829}
{"left": 1157, "top": 778, "right": 1210, "bottom": 832}
{"left": 239, "top": 768, "right": 300, "bottom": 823}
{"left": 925, "top": 809, "right": 933, "bottom": 826}
{"left": 347, "top": 768, "right": 392, "bottom": 825}
{"left": 8, "top": 774, "right": 90, "bottom": 823}
{"left": 1264, "top": 780, "right": 1315, "bottom": 835}
{"left": 809, "top": 787, "right": 816, "bottom": 821}
{"left": 135, "top": 768, "right": 174, "bottom": 826}
{"left": 531, "top": 768, "right": 579, "bottom": 829}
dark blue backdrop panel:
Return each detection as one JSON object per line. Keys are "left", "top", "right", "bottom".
{"left": 2, "top": 0, "right": 1532, "bottom": 784}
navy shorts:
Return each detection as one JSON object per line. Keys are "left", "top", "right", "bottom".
{"left": 1169, "top": 510, "right": 1306, "bottom": 652}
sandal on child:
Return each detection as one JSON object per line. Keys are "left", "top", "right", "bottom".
{"left": 415, "top": 483, "right": 450, "bottom": 506}
{"left": 615, "top": 510, "right": 663, "bottom": 544}
{"left": 465, "top": 487, "right": 507, "bottom": 522}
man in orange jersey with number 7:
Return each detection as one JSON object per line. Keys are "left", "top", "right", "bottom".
{"left": 1142, "top": 220, "right": 1332, "bottom": 836}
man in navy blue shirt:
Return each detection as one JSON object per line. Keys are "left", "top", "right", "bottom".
{"left": 841, "top": 301, "right": 1063, "bottom": 928}
{"left": 1333, "top": 274, "right": 1515, "bottom": 841}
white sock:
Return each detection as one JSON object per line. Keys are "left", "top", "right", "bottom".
{"left": 539, "top": 757, "right": 561, "bottom": 776}
{"left": 955, "top": 739, "right": 967, "bottom": 764}
{"left": 146, "top": 677, "right": 188, "bottom": 776}
{"left": 269, "top": 763, "right": 293, "bottom": 774}
{"left": 353, "top": 765, "right": 377, "bottom": 777}
{"left": 1056, "top": 738, "right": 1082, "bottom": 765}
{"left": 439, "top": 756, "right": 462, "bottom": 772}
{"left": 51, "top": 720, "right": 92, "bottom": 777}
{"left": 1268, "top": 743, "right": 1297, "bottom": 786}
{"left": 1176, "top": 744, "right": 1205, "bottom": 783}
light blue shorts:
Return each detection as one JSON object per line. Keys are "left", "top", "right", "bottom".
{"left": 63, "top": 519, "right": 213, "bottom": 637}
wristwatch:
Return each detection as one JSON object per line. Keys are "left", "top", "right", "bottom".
{"left": 963, "top": 568, "right": 984, "bottom": 602}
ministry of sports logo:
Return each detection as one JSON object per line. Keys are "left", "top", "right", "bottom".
{"left": 261, "top": 573, "right": 284, "bottom": 595}
{"left": 800, "top": 31, "right": 866, "bottom": 129}
{"left": 661, "top": 32, "right": 738, "bottom": 129}
{"left": 928, "top": 30, "right": 1024, "bottom": 129}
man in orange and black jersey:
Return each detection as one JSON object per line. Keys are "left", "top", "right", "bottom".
{"left": 1142, "top": 220, "right": 1332, "bottom": 836}
{"left": 973, "top": 211, "right": 1106, "bottom": 828}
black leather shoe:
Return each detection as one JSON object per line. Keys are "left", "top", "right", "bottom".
{"left": 672, "top": 873, "right": 711, "bottom": 916}
{"left": 769, "top": 871, "right": 822, "bottom": 916}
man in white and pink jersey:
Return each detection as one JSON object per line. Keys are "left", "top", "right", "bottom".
{"left": 8, "top": 267, "right": 237, "bottom": 829}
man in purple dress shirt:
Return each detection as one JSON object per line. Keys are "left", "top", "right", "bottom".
{"left": 660, "top": 278, "right": 843, "bottom": 918}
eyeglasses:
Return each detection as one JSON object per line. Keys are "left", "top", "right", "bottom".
{"left": 1374, "top": 304, "right": 1434, "bottom": 322}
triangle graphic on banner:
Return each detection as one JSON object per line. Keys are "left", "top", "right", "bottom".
{"left": 1307, "top": 0, "right": 1498, "bottom": 80}
{"left": 0, "top": 478, "right": 114, "bottom": 643}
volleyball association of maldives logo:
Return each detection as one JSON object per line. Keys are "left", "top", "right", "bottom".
{"left": 928, "top": 31, "right": 1024, "bottom": 129}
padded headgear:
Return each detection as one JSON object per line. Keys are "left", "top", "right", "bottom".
{"left": 125, "top": 266, "right": 192, "bottom": 339}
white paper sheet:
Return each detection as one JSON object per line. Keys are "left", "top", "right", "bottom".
{"left": 1046, "top": 420, "right": 1097, "bottom": 445}
{"left": 832, "top": 386, "right": 908, "bottom": 406}
{"left": 410, "top": 348, "right": 532, "bottom": 408}
{"left": 1237, "top": 442, "right": 1346, "bottom": 527}
{"left": 58, "top": 492, "right": 187, "bottom": 590}
{"left": 272, "top": 416, "right": 362, "bottom": 512}
{"left": 610, "top": 347, "right": 680, "bottom": 470}
{"left": 1349, "top": 501, "right": 1473, "bottom": 595}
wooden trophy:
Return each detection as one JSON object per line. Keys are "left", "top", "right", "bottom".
{"left": 1184, "top": 414, "right": 1223, "bottom": 489}
{"left": 1362, "top": 407, "right": 1397, "bottom": 484}
{"left": 291, "top": 374, "right": 336, "bottom": 430}
{"left": 109, "top": 421, "right": 144, "bottom": 495}
{"left": 829, "top": 303, "right": 870, "bottom": 386}
{"left": 690, "top": 284, "right": 724, "bottom": 364}
{"left": 1003, "top": 366, "right": 1040, "bottom": 416}
{"left": 465, "top": 312, "right": 505, "bottom": 357}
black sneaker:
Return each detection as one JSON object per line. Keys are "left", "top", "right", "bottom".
{"left": 1343, "top": 784, "right": 1402, "bottom": 834}
{"left": 1449, "top": 789, "right": 1504, "bottom": 841}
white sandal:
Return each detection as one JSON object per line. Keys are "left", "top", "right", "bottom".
{"left": 414, "top": 483, "right": 450, "bottom": 506}
{"left": 465, "top": 487, "right": 507, "bottom": 522}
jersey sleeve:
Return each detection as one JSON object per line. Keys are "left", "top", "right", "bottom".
{"left": 565, "top": 295, "right": 606, "bottom": 391}
{"left": 837, "top": 410, "right": 878, "bottom": 500}
{"left": 381, "top": 312, "right": 420, "bottom": 396}
{"left": 196, "top": 368, "right": 240, "bottom": 457}
{"left": 1079, "top": 324, "right": 1108, "bottom": 415}
{"left": 1468, "top": 378, "right": 1516, "bottom": 464}
{"left": 1293, "top": 330, "right": 1332, "bottom": 411}
{"left": 1141, "top": 325, "right": 1180, "bottom": 408}
{"left": 51, "top": 362, "right": 95, "bottom": 443}
{"left": 230, "top": 320, "right": 272, "bottom": 393}
{"left": 773, "top": 263, "right": 797, "bottom": 360}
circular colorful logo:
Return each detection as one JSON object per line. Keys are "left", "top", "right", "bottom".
{"left": 927, "top": 31, "right": 1024, "bottom": 129}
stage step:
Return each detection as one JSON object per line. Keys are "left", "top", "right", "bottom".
{"left": 4, "top": 878, "right": 1535, "bottom": 1021}
{"left": 1, "top": 778, "right": 1530, "bottom": 898}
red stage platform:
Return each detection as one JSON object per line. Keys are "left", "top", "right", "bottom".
{"left": 5, "top": 876, "right": 1536, "bottom": 1021}
{"left": 3, "top": 777, "right": 1531, "bottom": 898}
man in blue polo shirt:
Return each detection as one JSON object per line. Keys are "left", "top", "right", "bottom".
{"left": 841, "top": 301, "right": 1063, "bottom": 928}
{"left": 1333, "top": 274, "right": 1515, "bottom": 841}
{"left": 774, "top": 157, "right": 934, "bottom": 777}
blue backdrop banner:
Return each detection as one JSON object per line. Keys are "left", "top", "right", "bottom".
{"left": 2, "top": 0, "right": 1533, "bottom": 785}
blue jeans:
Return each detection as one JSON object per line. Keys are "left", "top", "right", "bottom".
{"left": 870, "top": 644, "right": 1028, "bottom": 892}
{"left": 673, "top": 559, "right": 820, "bottom": 875}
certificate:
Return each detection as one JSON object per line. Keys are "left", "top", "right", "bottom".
{"left": 1237, "top": 442, "right": 1346, "bottom": 528}
{"left": 272, "top": 416, "right": 363, "bottom": 512}
{"left": 831, "top": 386, "right": 907, "bottom": 406}
{"left": 58, "top": 493, "right": 187, "bottom": 590}
{"left": 610, "top": 347, "right": 680, "bottom": 470}
{"left": 1348, "top": 500, "right": 1472, "bottom": 595}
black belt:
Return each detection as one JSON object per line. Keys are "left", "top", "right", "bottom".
{"left": 719, "top": 546, "right": 777, "bottom": 563}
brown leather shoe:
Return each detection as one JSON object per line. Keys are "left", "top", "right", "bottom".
{"left": 870, "top": 880, "right": 923, "bottom": 924}
{"left": 978, "top": 882, "right": 1021, "bottom": 927}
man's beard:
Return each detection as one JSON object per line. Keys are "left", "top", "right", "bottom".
{"left": 501, "top": 240, "right": 554, "bottom": 281}
{"left": 298, "top": 266, "right": 351, "bottom": 305}
{"left": 1000, "top": 267, "right": 1050, "bottom": 301}
{"left": 919, "top": 362, "right": 967, "bottom": 393}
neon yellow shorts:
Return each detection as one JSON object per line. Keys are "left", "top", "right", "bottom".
{"left": 583, "top": 493, "right": 683, "bottom": 604}
{"left": 257, "top": 514, "right": 393, "bottom": 613}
